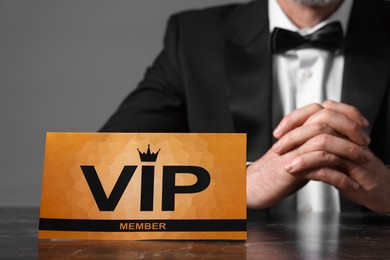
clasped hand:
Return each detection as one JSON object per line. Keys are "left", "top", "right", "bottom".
{"left": 247, "top": 100, "right": 390, "bottom": 213}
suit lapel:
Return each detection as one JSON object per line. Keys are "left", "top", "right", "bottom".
{"left": 341, "top": 0, "right": 390, "bottom": 134}
{"left": 224, "top": 0, "right": 277, "bottom": 160}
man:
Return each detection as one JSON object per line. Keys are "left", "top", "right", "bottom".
{"left": 101, "top": 0, "right": 390, "bottom": 213}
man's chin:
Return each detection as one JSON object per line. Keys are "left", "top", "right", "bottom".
{"left": 292, "top": 0, "right": 341, "bottom": 7}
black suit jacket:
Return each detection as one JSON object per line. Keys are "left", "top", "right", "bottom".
{"left": 102, "top": 0, "right": 390, "bottom": 162}
{"left": 101, "top": 0, "right": 390, "bottom": 209}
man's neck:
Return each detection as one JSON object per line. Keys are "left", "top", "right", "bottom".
{"left": 277, "top": 0, "right": 343, "bottom": 28}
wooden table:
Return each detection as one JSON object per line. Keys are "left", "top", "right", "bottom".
{"left": 1, "top": 207, "right": 390, "bottom": 259}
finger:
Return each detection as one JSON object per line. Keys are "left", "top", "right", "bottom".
{"left": 272, "top": 123, "right": 337, "bottom": 154}
{"left": 303, "top": 167, "right": 360, "bottom": 191}
{"left": 273, "top": 103, "right": 323, "bottom": 139}
{"left": 297, "top": 134, "right": 371, "bottom": 164}
{"left": 304, "top": 109, "right": 371, "bottom": 146}
{"left": 322, "top": 100, "right": 369, "bottom": 128}
{"left": 284, "top": 151, "right": 344, "bottom": 173}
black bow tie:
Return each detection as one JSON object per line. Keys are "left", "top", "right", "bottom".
{"left": 271, "top": 21, "right": 344, "bottom": 54}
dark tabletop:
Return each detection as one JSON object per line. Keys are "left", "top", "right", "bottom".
{"left": 1, "top": 207, "right": 390, "bottom": 259}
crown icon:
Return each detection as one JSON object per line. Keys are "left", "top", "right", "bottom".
{"left": 137, "top": 144, "right": 160, "bottom": 162}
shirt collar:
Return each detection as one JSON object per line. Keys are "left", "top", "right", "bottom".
{"left": 268, "top": 0, "right": 353, "bottom": 36}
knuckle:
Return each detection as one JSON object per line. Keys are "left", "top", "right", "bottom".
{"left": 311, "top": 103, "right": 323, "bottom": 111}
{"left": 322, "top": 99, "right": 334, "bottom": 106}
{"left": 313, "top": 109, "right": 332, "bottom": 123}
{"left": 347, "top": 144, "right": 360, "bottom": 156}
{"left": 318, "top": 151, "right": 335, "bottom": 163}
{"left": 322, "top": 109, "right": 334, "bottom": 122}
{"left": 318, "top": 151, "right": 328, "bottom": 161}
{"left": 313, "top": 123, "right": 328, "bottom": 133}
{"left": 316, "top": 168, "right": 328, "bottom": 179}
{"left": 312, "top": 134, "right": 331, "bottom": 147}
{"left": 282, "top": 132, "right": 293, "bottom": 144}
{"left": 348, "top": 105, "right": 360, "bottom": 117}
{"left": 282, "top": 114, "right": 292, "bottom": 125}
{"left": 348, "top": 121, "right": 360, "bottom": 133}
{"left": 314, "top": 168, "right": 348, "bottom": 189}
{"left": 364, "top": 150, "right": 374, "bottom": 162}
{"left": 295, "top": 157, "right": 305, "bottom": 168}
{"left": 334, "top": 173, "right": 347, "bottom": 188}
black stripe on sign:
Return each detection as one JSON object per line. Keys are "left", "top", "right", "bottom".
{"left": 39, "top": 219, "right": 246, "bottom": 232}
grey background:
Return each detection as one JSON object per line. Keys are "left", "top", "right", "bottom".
{"left": 0, "top": 0, "right": 247, "bottom": 207}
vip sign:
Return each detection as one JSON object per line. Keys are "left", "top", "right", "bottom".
{"left": 39, "top": 133, "right": 247, "bottom": 240}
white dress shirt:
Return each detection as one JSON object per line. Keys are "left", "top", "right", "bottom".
{"left": 268, "top": 0, "right": 353, "bottom": 212}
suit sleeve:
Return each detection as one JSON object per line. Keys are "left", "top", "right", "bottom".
{"left": 370, "top": 83, "right": 390, "bottom": 165}
{"left": 100, "top": 15, "right": 189, "bottom": 132}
